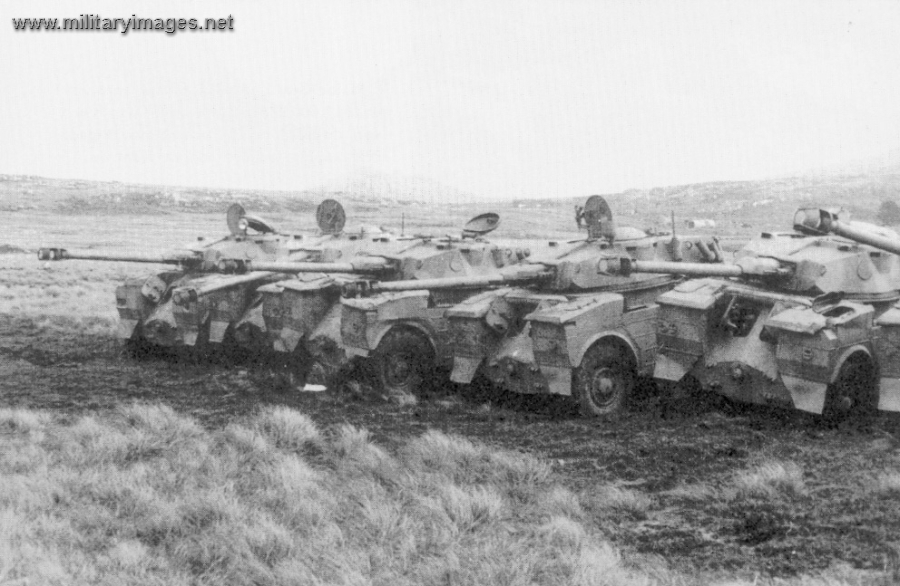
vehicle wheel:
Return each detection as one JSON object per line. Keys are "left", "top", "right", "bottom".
{"left": 823, "top": 354, "right": 877, "bottom": 424}
{"left": 124, "top": 333, "right": 156, "bottom": 361}
{"left": 184, "top": 321, "right": 214, "bottom": 365}
{"left": 373, "top": 328, "right": 435, "bottom": 395}
{"left": 658, "top": 375, "right": 710, "bottom": 418}
{"left": 270, "top": 346, "right": 313, "bottom": 391}
{"left": 573, "top": 342, "right": 635, "bottom": 417}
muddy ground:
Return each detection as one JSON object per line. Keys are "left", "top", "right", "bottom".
{"left": 3, "top": 312, "right": 900, "bottom": 581}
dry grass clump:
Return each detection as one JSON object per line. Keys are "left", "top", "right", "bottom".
{"left": 870, "top": 471, "right": 900, "bottom": 496}
{"left": 0, "top": 407, "right": 52, "bottom": 436}
{"left": 247, "top": 405, "right": 322, "bottom": 454}
{"left": 581, "top": 486, "right": 655, "bottom": 520}
{"left": 0, "top": 403, "right": 658, "bottom": 586}
{"left": 400, "top": 428, "right": 553, "bottom": 491}
{"left": 732, "top": 460, "right": 806, "bottom": 500}
{"left": 710, "top": 563, "right": 899, "bottom": 586}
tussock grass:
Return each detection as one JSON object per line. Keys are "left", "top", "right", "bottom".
{"left": 0, "top": 405, "right": 893, "bottom": 585}
{"left": 711, "top": 563, "right": 899, "bottom": 585}
{"left": 732, "top": 461, "right": 806, "bottom": 500}
{"left": 0, "top": 404, "right": 661, "bottom": 586}
{"left": 581, "top": 486, "right": 655, "bottom": 520}
{"left": 871, "top": 471, "right": 900, "bottom": 496}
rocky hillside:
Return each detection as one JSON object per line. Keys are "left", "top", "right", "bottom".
{"left": 3, "top": 172, "right": 900, "bottom": 237}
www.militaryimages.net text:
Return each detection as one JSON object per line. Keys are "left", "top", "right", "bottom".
{"left": 11, "top": 15, "right": 234, "bottom": 34}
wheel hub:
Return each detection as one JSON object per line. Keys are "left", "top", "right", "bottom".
{"left": 589, "top": 367, "right": 620, "bottom": 407}
{"left": 385, "top": 354, "right": 412, "bottom": 386}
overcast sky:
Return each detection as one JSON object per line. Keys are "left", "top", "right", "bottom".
{"left": 2, "top": 0, "right": 899, "bottom": 200}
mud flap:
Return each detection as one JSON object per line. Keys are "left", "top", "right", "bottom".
{"left": 654, "top": 352, "right": 696, "bottom": 382}
{"left": 209, "top": 320, "right": 229, "bottom": 344}
{"left": 117, "top": 319, "right": 139, "bottom": 340}
{"left": 782, "top": 374, "right": 827, "bottom": 414}
{"left": 451, "top": 356, "right": 482, "bottom": 384}
{"left": 274, "top": 327, "right": 303, "bottom": 353}
{"left": 540, "top": 365, "right": 572, "bottom": 396}
{"left": 878, "top": 377, "right": 900, "bottom": 412}
{"left": 182, "top": 327, "right": 200, "bottom": 346}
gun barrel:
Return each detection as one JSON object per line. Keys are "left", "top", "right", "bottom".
{"left": 245, "top": 260, "right": 392, "bottom": 274}
{"left": 627, "top": 260, "right": 744, "bottom": 277}
{"left": 38, "top": 247, "right": 194, "bottom": 264}
{"left": 626, "top": 258, "right": 788, "bottom": 278}
{"left": 829, "top": 221, "right": 900, "bottom": 256}
{"left": 343, "top": 266, "right": 552, "bottom": 296}
{"left": 370, "top": 275, "right": 506, "bottom": 292}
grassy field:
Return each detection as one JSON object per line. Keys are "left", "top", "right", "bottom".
{"left": 1, "top": 403, "right": 897, "bottom": 586}
{"left": 0, "top": 404, "right": 650, "bottom": 586}
{"left": 3, "top": 183, "right": 900, "bottom": 584}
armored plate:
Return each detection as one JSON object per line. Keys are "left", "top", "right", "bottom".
{"left": 226, "top": 203, "right": 247, "bottom": 235}
{"left": 583, "top": 195, "right": 612, "bottom": 222}
{"left": 226, "top": 204, "right": 278, "bottom": 235}
{"left": 583, "top": 195, "right": 616, "bottom": 240}
{"left": 463, "top": 212, "right": 500, "bottom": 236}
{"left": 279, "top": 277, "right": 338, "bottom": 292}
{"left": 616, "top": 226, "right": 651, "bottom": 241}
{"left": 316, "top": 199, "right": 346, "bottom": 235}
{"left": 243, "top": 214, "right": 278, "bottom": 234}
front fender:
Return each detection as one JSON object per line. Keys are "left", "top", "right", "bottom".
{"left": 571, "top": 331, "right": 639, "bottom": 370}
{"left": 782, "top": 343, "right": 872, "bottom": 414}
{"left": 369, "top": 320, "right": 437, "bottom": 357}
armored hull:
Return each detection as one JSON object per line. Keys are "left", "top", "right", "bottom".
{"left": 339, "top": 195, "right": 724, "bottom": 414}
{"left": 443, "top": 212, "right": 722, "bottom": 416}
{"left": 631, "top": 208, "right": 900, "bottom": 419}
{"left": 252, "top": 212, "right": 521, "bottom": 388}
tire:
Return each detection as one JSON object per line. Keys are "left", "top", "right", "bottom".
{"left": 373, "top": 328, "right": 436, "bottom": 395}
{"left": 573, "top": 342, "right": 635, "bottom": 417}
{"left": 183, "top": 320, "right": 214, "bottom": 365}
{"left": 271, "top": 346, "right": 313, "bottom": 392}
{"left": 123, "top": 333, "right": 155, "bottom": 361}
{"left": 823, "top": 354, "right": 877, "bottom": 424}
{"left": 658, "top": 375, "right": 711, "bottom": 419}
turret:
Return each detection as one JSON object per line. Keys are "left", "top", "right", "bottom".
{"left": 252, "top": 211, "right": 519, "bottom": 298}
{"left": 340, "top": 195, "right": 721, "bottom": 298}
{"left": 794, "top": 206, "right": 900, "bottom": 256}
{"left": 607, "top": 208, "right": 900, "bottom": 304}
